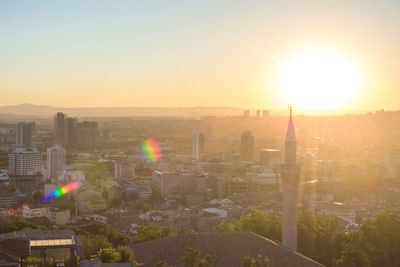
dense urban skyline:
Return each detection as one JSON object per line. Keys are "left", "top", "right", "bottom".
{"left": 1, "top": 0, "right": 400, "bottom": 112}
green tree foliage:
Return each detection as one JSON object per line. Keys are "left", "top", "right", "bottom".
{"left": 54, "top": 196, "right": 76, "bottom": 214}
{"left": 118, "top": 246, "right": 135, "bottom": 263}
{"left": 133, "top": 223, "right": 178, "bottom": 243}
{"left": 93, "top": 246, "right": 137, "bottom": 265}
{"left": 198, "top": 255, "right": 215, "bottom": 267}
{"left": 154, "top": 261, "right": 175, "bottom": 267}
{"left": 336, "top": 211, "right": 400, "bottom": 267}
{"left": 242, "top": 255, "right": 270, "bottom": 267}
{"left": 61, "top": 222, "right": 132, "bottom": 247}
{"left": 219, "top": 210, "right": 346, "bottom": 267}
{"left": 180, "top": 248, "right": 200, "bottom": 267}
{"left": 82, "top": 235, "right": 111, "bottom": 259}
{"left": 219, "top": 211, "right": 281, "bottom": 241}
{"left": 180, "top": 248, "right": 215, "bottom": 267}
{"left": 0, "top": 216, "right": 47, "bottom": 233}
{"left": 297, "top": 210, "right": 346, "bottom": 267}
{"left": 95, "top": 247, "right": 120, "bottom": 263}
{"left": 222, "top": 210, "right": 400, "bottom": 267}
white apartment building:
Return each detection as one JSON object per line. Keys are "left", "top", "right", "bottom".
{"left": 8, "top": 147, "right": 43, "bottom": 176}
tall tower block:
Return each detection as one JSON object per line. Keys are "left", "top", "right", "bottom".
{"left": 280, "top": 107, "right": 300, "bottom": 251}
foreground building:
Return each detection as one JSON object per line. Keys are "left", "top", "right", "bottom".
{"left": 0, "top": 238, "right": 30, "bottom": 267}
{"left": 132, "top": 232, "right": 324, "bottom": 267}
{"left": 0, "top": 230, "right": 83, "bottom": 267}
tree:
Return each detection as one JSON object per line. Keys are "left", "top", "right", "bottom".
{"left": 95, "top": 247, "right": 120, "bottom": 263}
{"left": 133, "top": 223, "right": 178, "bottom": 243}
{"left": 198, "top": 255, "right": 215, "bottom": 267}
{"left": 335, "top": 211, "right": 400, "bottom": 267}
{"left": 180, "top": 248, "right": 214, "bottom": 267}
{"left": 82, "top": 235, "right": 111, "bottom": 259}
{"left": 219, "top": 211, "right": 281, "bottom": 241}
{"left": 220, "top": 210, "right": 346, "bottom": 266}
{"left": 61, "top": 222, "right": 132, "bottom": 247}
{"left": 54, "top": 197, "right": 76, "bottom": 214}
{"left": 297, "top": 210, "right": 346, "bottom": 267}
{"left": 180, "top": 248, "right": 200, "bottom": 267}
{"left": 0, "top": 216, "right": 47, "bottom": 233}
{"left": 154, "top": 261, "right": 175, "bottom": 267}
{"left": 118, "top": 246, "right": 135, "bottom": 263}
{"left": 242, "top": 255, "right": 270, "bottom": 267}
{"left": 160, "top": 225, "right": 178, "bottom": 238}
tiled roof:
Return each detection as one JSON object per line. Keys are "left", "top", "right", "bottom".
{"left": 80, "top": 260, "right": 135, "bottom": 267}
{"left": 132, "top": 232, "right": 325, "bottom": 267}
{"left": 0, "top": 230, "right": 75, "bottom": 240}
{"left": 0, "top": 239, "right": 29, "bottom": 258}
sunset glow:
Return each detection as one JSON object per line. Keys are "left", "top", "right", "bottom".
{"left": 278, "top": 49, "right": 361, "bottom": 111}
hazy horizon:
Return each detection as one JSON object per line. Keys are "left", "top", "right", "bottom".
{"left": 0, "top": 103, "right": 392, "bottom": 119}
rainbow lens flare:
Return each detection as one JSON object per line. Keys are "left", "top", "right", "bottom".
{"left": 41, "top": 181, "right": 81, "bottom": 203}
{"left": 142, "top": 138, "right": 162, "bottom": 162}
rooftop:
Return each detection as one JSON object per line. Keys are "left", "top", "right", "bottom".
{"left": 132, "top": 232, "right": 324, "bottom": 267}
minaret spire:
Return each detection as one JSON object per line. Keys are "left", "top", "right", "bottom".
{"left": 285, "top": 106, "right": 296, "bottom": 164}
{"left": 280, "top": 106, "right": 300, "bottom": 251}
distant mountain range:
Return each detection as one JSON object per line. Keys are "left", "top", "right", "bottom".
{"left": 0, "top": 104, "right": 245, "bottom": 118}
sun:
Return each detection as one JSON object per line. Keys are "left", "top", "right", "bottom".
{"left": 277, "top": 49, "right": 361, "bottom": 111}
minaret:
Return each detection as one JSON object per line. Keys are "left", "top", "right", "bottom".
{"left": 281, "top": 106, "right": 300, "bottom": 251}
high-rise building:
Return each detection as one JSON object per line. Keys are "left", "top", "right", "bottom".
{"left": 16, "top": 122, "right": 34, "bottom": 147}
{"left": 66, "top": 117, "right": 78, "bottom": 144}
{"left": 280, "top": 108, "right": 300, "bottom": 251}
{"left": 53, "top": 112, "right": 99, "bottom": 145}
{"left": 54, "top": 112, "right": 66, "bottom": 144}
{"left": 241, "top": 131, "right": 254, "bottom": 161}
{"left": 76, "top": 121, "right": 99, "bottom": 145}
{"left": 8, "top": 148, "right": 43, "bottom": 176}
{"left": 46, "top": 145, "right": 66, "bottom": 179}
{"left": 193, "top": 131, "right": 205, "bottom": 160}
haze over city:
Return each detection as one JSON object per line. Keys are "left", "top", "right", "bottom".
{"left": 2, "top": 1, "right": 400, "bottom": 267}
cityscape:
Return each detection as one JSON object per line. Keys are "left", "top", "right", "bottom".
{"left": 1, "top": 1, "right": 400, "bottom": 267}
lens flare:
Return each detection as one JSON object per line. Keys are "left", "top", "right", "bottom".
{"left": 41, "top": 181, "right": 81, "bottom": 203}
{"left": 142, "top": 138, "right": 162, "bottom": 162}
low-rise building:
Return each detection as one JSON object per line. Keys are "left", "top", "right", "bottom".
{"left": 0, "top": 191, "right": 18, "bottom": 207}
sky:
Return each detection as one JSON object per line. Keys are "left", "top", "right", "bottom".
{"left": 1, "top": 0, "right": 400, "bottom": 111}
